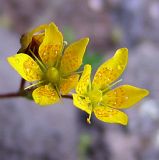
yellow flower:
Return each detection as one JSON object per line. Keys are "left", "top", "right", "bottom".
{"left": 73, "top": 48, "right": 149, "bottom": 125}
{"left": 7, "top": 22, "right": 89, "bottom": 106}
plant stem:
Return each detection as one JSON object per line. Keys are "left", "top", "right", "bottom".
{"left": 0, "top": 76, "right": 73, "bottom": 100}
{"left": 61, "top": 95, "right": 73, "bottom": 99}
{"left": 0, "top": 92, "right": 23, "bottom": 98}
{"left": 19, "top": 78, "right": 26, "bottom": 92}
{"left": 0, "top": 92, "right": 73, "bottom": 99}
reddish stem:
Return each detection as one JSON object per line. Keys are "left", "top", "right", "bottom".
{"left": 0, "top": 92, "right": 23, "bottom": 98}
{"left": 61, "top": 95, "right": 73, "bottom": 99}
{"left": 19, "top": 78, "right": 26, "bottom": 92}
{"left": 0, "top": 92, "right": 73, "bottom": 99}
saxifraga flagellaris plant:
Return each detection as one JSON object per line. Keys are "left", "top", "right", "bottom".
{"left": 3, "top": 21, "right": 149, "bottom": 125}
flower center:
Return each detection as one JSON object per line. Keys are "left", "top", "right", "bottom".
{"left": 88, "top": 89, "right": 102, "bottom": 105}
{"left": 46, "top": 67, "right": 59, "bottom": 84}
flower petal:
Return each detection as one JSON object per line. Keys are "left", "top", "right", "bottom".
{"left": 92, "top": 48, "right": 128, "bottom": 90}
{"left": 73, "top": 94, "right": 91, "bottom": 114}
{"left": 25, "top": 33, "right": 44, "bottom": 58}
{"left": 94, "top": 106, "right": 128, "bottom": 125}
{"left": 60, "top": 38, "right": 89, "bottom": 75}
{"left": 60, "top": 74, "right": 80, "bottom": 95}
{"left": 20, "top": 24, "right": 47, "bottom": 51}
{"left": 7, "top": 53, "right": 42, "bottom": 82}
{"left": 76, "top": 64, "right": 91, "bottom": 95}
{"left": 32, "top": 84, "right": 60, "bottom": 106}
{"left": 32, "top": 33, "right": 44, "bottom": 46}
{"left": 39, "top": 22, "right": 63, "bottom": 67}
{"left": 102, "top": 85, "right": 149, "bottom": 109}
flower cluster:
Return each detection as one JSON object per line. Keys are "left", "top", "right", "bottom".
{"left": 7, "top": 22, "right": 149, "bottom": 125}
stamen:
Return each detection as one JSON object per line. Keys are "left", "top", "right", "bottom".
{"left": 55, "top": 41, "right": 67, "bottom": 68}
{"left": 55, "top": 55, "right": 61, "bottom": 68}
{"left": 56, "top": 85, "right": 64, "bottom": 104}
{"left": 88, "top": 82, "right": 92, "bottom": 92}
{"left": 86, "top": 105, "right": 93, "bottom": 124}
{"left": 62, "top": 70, "right": 83, "bottom": 78}
{"left": 29, "top": 50, "right": 46, "bottom": 71}
{"left": 103, "top": 79, "right": 122, "bottom": 93}
{"left": 74, "top": 71, "right": 83, "bottom": 74}
{"left": 24, "top": 80, "right": 45, "bottom": 90}
{"left": 109, "top": 79, "right": 122, "bottom": 88}
{"left": 87, "top": 113, "right": 92, "bottom": 124}
{"left": 55, "top": 84, "right": 62, "bottom": 101}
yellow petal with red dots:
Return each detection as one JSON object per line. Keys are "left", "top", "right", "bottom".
{"left": 39, "top": 22, "right": 63, "bottom": 67}
{"left": 32, "top": 84, "right": 60, "bottom": 106}
{"left": 60, "top": 74, "right": 80, "bottom": 95}
{"left": 102, "top": 85, "right": 149, "bottom": 109}
{"left": 60, "top": 38, "right": 89, "bottom": 75}
{"left": 73, "top": 94, "right": 91, "bottom": 114}
{"left": 7, "top": 53, "right": 43, "bottom": 82}
{"left": 92, "top": 48, "right": 128, "bottom": 90}
{"left": 94, "top": 106, "right": 128, "bottom": 125}
{"left": 76, "top": 64, "right": 91, "bottom": 95}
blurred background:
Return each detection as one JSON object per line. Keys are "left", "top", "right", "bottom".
{"left": 0, "top": 0, "right": 159, "bottom": 159}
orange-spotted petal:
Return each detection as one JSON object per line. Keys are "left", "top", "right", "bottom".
{"left": 102, "top": 85, "right": 149, "bottom": 109}
{"left": 39, "top": 22, "right": 63, "bottom": 67}
{"left": 76, "top": 64, "right": 91, "bottom": 95}
{"left": 60, "top": 38, "right": 89, "bottom": 75}
{"left": 73, "top": 94, "right": 91, "bottom": 115}
{"left": 32, "top": 84, "right": 60, "bottom": 106}
{"left": 94, "top": 106, "right": 128, "bottom": 125}
{"left": 60, "top": 74, "right": 80, "bottom": 95}
{"left": 92, "top": 48, "right": 128, "bottom": 90}
{"left": 7, "top": 53, "right": 43, "bottom": 82}
{"left": 20, "top": 24, "right": 48, "bottom": 50}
